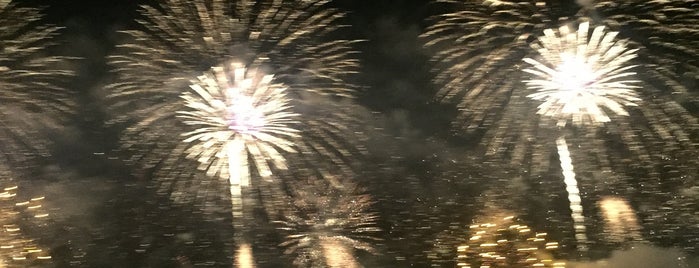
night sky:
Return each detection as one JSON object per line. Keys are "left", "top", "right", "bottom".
{"left": 4, "top": 0, "right": 698, "bottom": 267}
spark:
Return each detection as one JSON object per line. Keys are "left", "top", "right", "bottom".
{"left": 0, "top": 181, "right": 52, "bottom": 265}
{"left": 456, "top": 215, "right": 565, "bottom": 268}
{"left": 275, "top": 177, "right": 381, "bottom": 267}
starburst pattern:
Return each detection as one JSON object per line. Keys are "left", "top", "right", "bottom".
{"left": 0, "top": 0, "right": 75, "bottom": 167}
{"left": 423, "top": 0, "right": 698, "bottom": 255}
{"left": 523, "top": 22, "right": 640, "bottom": 127}
{"left": 106, "top": 0, "right": 363, "bottom": 204}
{"left": 177, "top": 62, "right": 299, "bottom": 190}
{"left": 423, "top": 0, "right": 697, "bottom": 182}
{"left": 423, "top": 1, "right": 699, "bottom": 166}
{"left": 275, "top": 176, "right": 381, "bottom": 267}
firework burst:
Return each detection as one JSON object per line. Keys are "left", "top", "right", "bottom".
{"left": 422, "top": 0, "right": 697, "bottom": 169}
{"left": 522, "top": 22, "right": 642, "bottom": 249}
{"left": 275, "top": 176, "right": 381, "bottom": 267}
{"left": 523, "top": 22, "right": 640, "bottom": 127}
{"left": 107, "top": 0, "right": 362, "bottom": 202}
{"left": 423, "top": 0, "right": 698, "bottom": 253}
{"left": 107, "top": 0, "right": 363, "bottom": 264}
{"left": 0, "top": 0, "right": 75, "bottom": 167}
{"left": 177, "top": 62, "right": 300, "bottom": 192}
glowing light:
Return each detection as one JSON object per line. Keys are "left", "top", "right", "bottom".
{"left": 236, "top": 243, "right": 255, "bottom": 268}
{"left": 0, "top": 184, "right": 51, "bottom": 263}
{"left": 177, "top": 62, "right": 300, "bottom": 186}
{"left": 524, "top": 22, "right": 641, "bottom": 127}
{"left": 556, "top": 137, "right": 588, "bottom": 250}
{"left": 597, "top": 196, "right": 642, "bottom": 243}
{"left": 456, "top": 215, "right": 565, "bottom": 267}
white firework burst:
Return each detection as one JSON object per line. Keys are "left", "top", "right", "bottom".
{"left": 107, "top": 0, "right": 363, "bottom": 265}
{"left": 423, "top": 0, "right": 697, "bottom": 177}
{"left": 177, "top": 62, "right": 300, "bottom": 188}
{"left": 523, "top": 22, "right": 641, "bottom": 127}
{"left": 520, "top": 22, "right": 642, "bottom": 252}
{"left": 107, "top": 0, "right": 363, "bottom": 203}
{"left": 422, "top": 0, "right": 699, "bottom": 254}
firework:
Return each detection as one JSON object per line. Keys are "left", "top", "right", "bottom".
{"left": 275, "top": 176, "right": 380, "bottom": 267}
{"left": 0, "top": 0, "right": 75, "bottom": 167}
{"left": 107, "top": 0, "right": 362, "bottom": 200}
{"left": 424, "top": 0, "right": 697, "bottom": 254}
{"left": 177, "top": 62, "right": 299, "bottom": 194}
{"left": 422, "top": 0, "right": 697, "bottom": 168}
{"left": 0, "top": 169, "right": 51, "bottom": 265}
{"left": 457, "top": 214, "right": 565, "bottom": 268}
{"left": 523, "top": 22, "right": 640, "bottom": 127}
{"left": 523, "top": 22, "right": 643, "bottom": 249}
{"left": 107, "top": 0, "right": 363, "bottom": 264}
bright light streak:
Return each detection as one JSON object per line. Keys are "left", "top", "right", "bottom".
{"left": 556, "top": 136, "right": 588, "bottom": 251}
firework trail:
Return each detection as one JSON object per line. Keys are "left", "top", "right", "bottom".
{"left": 0, "top": 0, "right": 75, "bottom": 168}
{"left": 275, "top": 176, "right": 380, "bottom": 268}
{"left": 423, "top": 0, "right": 698, "bottom": 251}
{"left": 107, "top": 0, "right": 363, "bottom": 264}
